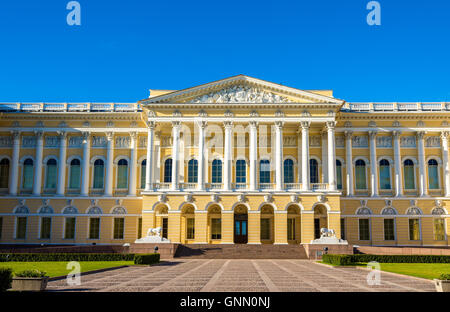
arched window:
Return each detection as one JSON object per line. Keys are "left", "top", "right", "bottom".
{"left": 117, "top": 159, "right": 128, "bottom": 189}
{"left": 284, "top": 159, "right": 294, "bottom": 184}
{"left": 69, "top": 159, "right": 81, "bottom": 189}
{"left": 22, "top": 158, "right": 34, "bottom": 189}
{"left": 188, "top": 159, "right": 198, "bottom": 183}
{"left": 236, "top": 159, "right": 246, "bottom": 183}
{"left": 379, "top": 159, "right": 391, "bottom": 190}
{"left": 403, "top": 159, "right": 415, "bottom": 189}
{"left": 45, "top": 159, "right": 57, "bottom": 189}
{"left": 309, "top": 159, "right": 318, "bottom": 184}
{"left": 259, "top": 159, "right": 270, "bottom": 184}
{"left": 0, "top": 158, "right": 9, "bottom": 188}
{"left": 212, "top": 159, "right": 222, "bottom": 183}
{"left": 336, "top": 160, "right": 342, "bottom": 190}
{"left": 141, "top": 159, "right": 146, "bottom": 189}
{"left": 164, "top": 158, "right": 172, "bottom": 183}
{"left": 428, "top": 159, "right": 439, "bottom": 189}
{"left": 93, "top": 159, "right": 104, "bottom": 189}
{"left": 355, "top": 159, "right": 367, "bottom": 190}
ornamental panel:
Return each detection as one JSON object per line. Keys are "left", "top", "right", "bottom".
{"left": 352, "top": 136, "right": 368, "bottom": 148}
{"left": 400, "top": 136, "right": 416, "bottom": 148}
{"left": 0, "top": 136, "right": 12, "bottom": 148}
{"left": 376, "top": 136, "right": 392, "bottom": 148}
{"left": 45, "top": 136, "right": 59, "bottom": 148}
{"left": 68, "top": 136, "right": 83, "bottom": 148}
{"left": 425, "top": 136, "right": 441, "bottom": 148}
{"left": 92, "top": 136, "right": 107, "bottom": 148}
{"left": 22, "top": 136, "right": 36, "bottom": 148}
{"left": 115, "top": 136, "right": 131, "bottom": 148}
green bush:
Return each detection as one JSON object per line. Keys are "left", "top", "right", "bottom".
{"left": 134, "top": 253, "right": 160, "bottom": 265}
{"left": 322, "top": 254, "right": 450, "bottom": 265}
{"left": 14, "top": 269, "right": 47, "bottom": 278}
{"left": 0, "top": 268, "right": 12, "bottom": 292}
{"left": 439, "top": 274, "right": 450, "bottom": 280}
{"left": 0, "top": 253, "right": 135, "bottom": 262}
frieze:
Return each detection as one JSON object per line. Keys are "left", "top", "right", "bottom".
{"left": 283, "top": 136, "right": 297, "bottom": 147}
{"left": 22, "top": 136, "right": 36, "bottom": 148}
{"left": 335, "top": 136, "right": 344, "bottom": 148}
{"left": 309, "top": 136, "right": 321, "bottom": 147}
{"left": 0, "top": 136, "right": 12, "bottom": 148}
{"left": 45, "top": 136, "right": 60, "bottom": 148}
{"left": 68, "top": 136, "right": 83, "bottom": 148}
{"left": 139, "top": 137, "right": 147, "bottom": 148}
{"left": 376, "top": 136, "right": 392, "bottom": 148}
{"left": 400, "top": 136, "right": 416, "bottom": 148}
{"left": 351, "top": 136, "right": 368, "bottom": 148}
{"left": 92, "top": 136, "right": 107, "bottom": 148}
{"left": 115, "top": 136, "right": 131, "bottom": 148}
{"left": 425, "top": 136, "right": 441, "bottom": 148}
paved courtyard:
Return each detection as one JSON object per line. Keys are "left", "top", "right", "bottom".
{"left": 47, "top": 259, "right": 435, "bottom": 292}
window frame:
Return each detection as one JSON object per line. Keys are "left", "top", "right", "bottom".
{"left": 358, "top": 218, "right": 371, "bottom": 241}
{"left": 403, "top": 159, "right": 416, "bottom": 190}
{"left": 64, "top": 217, "right": 77, "bottom": 240}
{"left": 379, "top": 159, "right": 392, "bottom": 190}
{"left": 354, "top": 159, "right": 368, "bottom": 190}
{"left": 113, "top": 217, "right": 125, "bottom": 240}
{"left": 383, "top": 218, "right": 396, "bottom": 241}
{"left": 88, "top": 217, "right": 101, "bottom": 240}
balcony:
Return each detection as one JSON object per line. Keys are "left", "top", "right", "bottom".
{"left": 179, "top": 183, "right": 198, "bottom": 190}
{"left": 311, "top": 183, "right": 328, "bottom": 191}
{"left": 208, "top": 183, "right": 223, "bottom": 190}
{"left": 89, "top": 188, "right": 103, "bottom": 195}
{"left": 284, "top": 183, "right": 302, "bottom": 190}
{"left": 0, "top": 102, "right": 141, "bottom": 112}
{"left": 259, "top": 183, "right": 274, "bottom": 190}
{"left": 233, "top": 183, "right": 247, "bottom": 190}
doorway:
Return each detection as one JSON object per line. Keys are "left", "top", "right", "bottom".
{"left": 234, "top": 213, "right": 248, "bottom": 244}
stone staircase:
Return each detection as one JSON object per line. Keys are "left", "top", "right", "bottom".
{"left": 174, "top": 244, "right": 308, "bottom": 259}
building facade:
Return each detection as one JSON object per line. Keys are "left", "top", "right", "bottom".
{"left": 0, "top": 75, "right": 449, "bottom": 247}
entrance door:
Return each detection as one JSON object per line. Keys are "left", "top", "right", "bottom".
{"left": 234, "top": 214, "right": 248, "bottom": 244}
{"left": 162, "top": 217, "right": 168, "bottom": 239}
{"left": 314, "top": 218, "right": 320, "bottom": 239}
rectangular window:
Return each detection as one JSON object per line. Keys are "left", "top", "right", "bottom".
{"left": 69, "top": 164, "right": 81, "bottom": 189}
{"left": 141, "top": 164, "right": 146, "bottom": 189}
{"left": 434, "top": 219, "right": 445, "bottom": 241}
{"left": 260, "top": 218, "right": 270, "bottom": 240}
{"left": 380, "top": 166, "right": 391, "bottom": 190}
{"left": 355, "top": 166, "right": 367, "bottom": 190}
{"left": 409, "top": 218, "right": 420, "bottom": 241}
{"left": 384, "top": 219, "right": 395, "bottom": 241}
{"left": 89, "top": 218, "right": 100, "bottom": 239}
{"left": 40, "top": 217, "right": 52, "bottom": 239}
{"left": 359, "top": 219, "right": 370, "bottom": 240}
{"left": 16, "top": 217, "right": 27, "bottom": 239}
{"left": 336, "top": 165, "right": 343, "bottom": 190}
{"left": 23, "top": 165, "right": 34, "bottom": 189}
{"left": 186, "top": 218, "right": 195, "bottom": 240}
{"left": 211, "top": 218, "right": 221, "bottom": 240}
{"left": 287, "top": 218, "right": 295, "bottom": 241}
{"left": 64, "top": 217, "right": 76, "bottom": 239}
{"left": 404, "top": 166, "right": 415, "bottom": 189}
{"left": 0, "top": 217, "right": 2, "bottom": 239}
{"left": 340, "top": 218, "right": 345, "bottom": 240}
{"left": 138, "top": 217, "right": 142, "bottom": 239}
{"left": 113, "top": 218, "right": 125, "bottom": 239}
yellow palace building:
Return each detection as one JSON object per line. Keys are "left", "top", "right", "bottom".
{"left": 0, "top": 75, "right": 449, "bottom": 247}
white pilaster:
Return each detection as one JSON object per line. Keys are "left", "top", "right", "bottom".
{"left": 154, "top": 131, "right": 161, "bottom": 184}
{"left": 197, "top": 121, "right": 207, "bottom": 190}
{"left": 321, "top": 131, "right": 328, "bottom": 183}
{"left": 297, "top": 128, "right": 302, "bottom": 186}
{"left": 56, "top": 131, "right": 67, "bottom": 196}
{"left": 345, "top": 131, "right": 354, "bottom": 196}
{"left": 145, "top": 122, "right": 155, "bottom": 191}
{"left": 369, "top": 131, "right": 378, "bottom": 196}
{"left": 301, "top": 122, "right": 310, "bottom": 191}
{"left": 249, "top": 121, "right": 258, "bottom": 191}
{"left": 275, "top": 121, "right": 284, "bottom": 191}
{"left": 393, "top": 131, "right": 403, "bottom": 196}
{"left": 327, "top": 121, "right": 336, "bottom": 191}
{"left": 441, "top": 131, "right": 450, "bottom": 197}
{"left": 417, "top": 131, "right": 427, "bottom": 196}
{"left": 104, "top": 132, "right": 114, "bottom": 196}
{"left": 128, "top": 132, "right": 137, "bottom": 196}
{"left": 171, "top": 122, "right": 181, "bottom": 190}
{"left": 9, "top": 131, "right": 20, "bottom": 195}
{"left": 32, "top": 131, "right": 44, "bottom": 196}
{"left": 81, "top": 132, "right": 91, "bottom": 196}
{"left": 223, "top": 121, "right": 233, "bottom": 191}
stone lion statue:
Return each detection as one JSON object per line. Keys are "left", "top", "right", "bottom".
{"left": 146, "top": 227, "right": 162, "bottom": 237}
{"left": 320, "top": 228, "right": 336, "bottom": 238}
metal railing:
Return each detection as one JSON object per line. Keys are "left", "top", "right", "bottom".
{"left": 259, "top": 183, "right": 274, "bottom": 190}
{"left": 179, "top": 183, "right": 197, "bottom": 190}
{"left": 311, "top": 183, "right": 328, "bottom": 191}
{"left": 208, "top": 183, "right": 223, "bottom": 190}
{"left": 233, "top": 183, "right": 247, "bottom": 190}
{"left": 284, "top": 183, "right": 302, "bottom": 190}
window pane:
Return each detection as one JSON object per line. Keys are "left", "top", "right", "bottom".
{"left": 359, "top": 219, "right": 370, "bottom": 240}
{"left": 259, "top": 160, "right": 270, "bottom": 184}
{"left": 434, "top": 219, "right": 445, "bottom": 241}
{"left": 409, "top": 219, "right": 420, "bottom": 240}
{"left": 404, "top": 162, "right": 415, "bottom": 189}
{"left": 384, "top": 219, "right": 395, "bottom": 240}
{"left": 355, "top": 162, "right": 367, "bottom": 190}
{"left": 428, "top": 164, "right": 439, "bottom": 189}
{"left": 41, "top": 217, "right": 52, "bottom": 239}
{"left": 188, "top": 160, "right": 198, "bottom": 183}
{"left": 65, "top": 217, "right": 76, "bottom": 239}
{"left": 0, "top": 159, "right": 9, "bottom": 188}
{"left": 186, "top": 218, "right": 195, "bottom": 239}
{"left": 114, "top": 218, "right": 124, "bottom": 239}
{"left": 340, "top": 218, "right": 345, "bottom": 240}
{"left": 260, "top": 218, "right": 270, "bottom": 240}
{"left": 138, "top": 217, "right": 142, "bottom": 239}
{"left": 236, "top": 160, "right": 246, "bottom": 183}
{"left": 69, "top": 163, "right": 81, "bottom": 189}
{"left": 93, "top": 162, "right": 104, "bottom": 189}
{"left": 284, "top": 159, "right": 294, "bottom": 184}
{"left": 310, "top": 159, "right": 318, "bottom": 183}
{"left": 211, "top": 218, "right": 221, "bottom": 240}
{"left": 141, "top": 162, "right": 146, "bottom": 189}
{"left": 287, "top": 218, "right": 295, "bottom": 240}
{"left": 117, "top": 162, "right": 128, "bottom": 189}
{"left": 164, "top": 159, "right": 172, "bottom": 183}
{"left": 380, "top": 162, "right": 391, "bottom": 190}
{"left": 89, "top": 218, "right": 100, "bottom": 239}
{"left": 212, "top": 160, "right": 222, "bottom": 183}
{"left": 16, "top": 217, "right": 27, "bottom": 239}
{"left": 23, "top": 162, "right": 34, "bottom": 189}
{"left": 336, "top": 161, "right": 342, "bottom": 190}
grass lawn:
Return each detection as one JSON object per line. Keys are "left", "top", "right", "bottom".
{"left": 0, "top": 261, "right": 134, "bottom": 278}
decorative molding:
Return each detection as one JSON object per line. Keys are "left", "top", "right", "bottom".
{"left": 400, "top": 136, "right": 416, "bottom": 148}
{"left": 115, "top": 136, "right": 131, "bottom": 148}
{"left": 0, "top": 136, "right": 12, "bottom": 148}
{"left": 352, "top": 136, "right": 368, "bottom": 148}
{"left": 425, "top": 136, "right": 441, "bottom": 148}
{"left": 44, "top": 136, "right": 59, "bottom": 148}
{"left": 376, "top": 136, "right": 392, "bottom": 148}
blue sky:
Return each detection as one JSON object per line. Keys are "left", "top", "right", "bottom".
{"left": 0, "top": 0, "right": 449, "bottom": 102}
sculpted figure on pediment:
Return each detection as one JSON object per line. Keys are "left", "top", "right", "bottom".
{"left": 190, "top": 85, "right": 292, "bottom": 103}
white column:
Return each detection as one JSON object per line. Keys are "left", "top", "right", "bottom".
{"left": 441, "top": 131, "right": 450, "bottom": 197}
{"left": 327, "top": 121, "right": 336, "bottom": 191}
{"left": 249, "top": 121, "right": 258, "bottom": 191}
{"left": 128, "top": 132, "right": 137, "bottom": 196}
{"left": 32, "top": 131, "right": 44, "bottom": 196}
{"left": 297, "top": 128, "right": 302, "bottom": 186}
{"left": 345, "top": 131, "right": 354, "bottom": 196}
{"left": 417, "top": 131, "right": 427, "bottom": 196}
{"left": 275, "top": 121, "right": 284, "bottom": 191}
{"left": 393, "top": 131, "right": 403, "bottom": 196}
{"left": 154, "top": 131, "right": 161, "bottom": 183}
{"left": 145, "top": 122, "right": 155, "bottom": 191}
{"left": 56, "top": 131, "right": 67, "bottom": 196}
{"left": 9, "top": 131, "right": 20, "bottom": 195}
{"left": 104, "top": 132, "right": 114, "bottom": 196}
{"left": 197, "top": 121, "right": 207, "bottom": 190}
{"left": 369, "top": 131, "right": 378, "bottom": 196}
{"left": 81, "top": 132, "right": 91, "bottom": 196}
{"left": 223, "top": 121, "right": 233, "bottom": 191}
{"left": 321, "top": 131, "right": 328, "bottom": 183}
{"left": 171, "top": 122, "right": 181, "bottom": 190}
{"left": 301, "top": 122, "right": 310, "bottom": 191}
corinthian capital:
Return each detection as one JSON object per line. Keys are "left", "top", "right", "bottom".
{"left": 392, "top": 130, "right": 402, "bottom": 139}
{"left": 416, "top": 131, "right": 426, "bottom": 140}
{"left": 368, "top": 131, "right": 378, "bottom": 139}
{"left": 344, "top": 131, "right": 353, "bottom": 140}
{"left": 441, "top": 131, "right": 450, "bottom": 141}
{"left": 300, "top": 121, "right": 310, "bottom": 130}
{"left": 326, "top": 121, "right": 336, "bottom": 130}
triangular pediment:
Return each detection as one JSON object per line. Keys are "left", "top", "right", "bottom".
{"left": 140, "top": 75, "right": 344, "bottom": 105}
